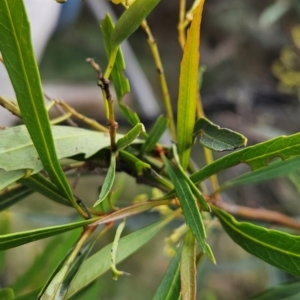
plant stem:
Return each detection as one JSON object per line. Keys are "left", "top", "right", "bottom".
{"left": 140, "top": 20, "right": 177, "bottom": 142}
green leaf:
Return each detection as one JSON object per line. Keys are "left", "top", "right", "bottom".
{"left": 66, "top": 217, "right": 173, "bottom": 298}
{"left": 39, "top": 240, "right": 95, "bottom": 300}
{"left": 13, "top": 290, "right": 39, "bottom": 300}
{"left": 190, "top": 132, "right": 300, "bottom": 186}
{"left": 20, "top": 174, "right": 72, "bottom": 207}
{"left": 0, "top": 218, "right": 98, "bottom": 251}
{"left": 0, "top": 170, "right": 27, "bottom": 191}
{"left": 177, "top": 2, "right": 204, "bottom": 170}
{"left": 110, "top": 0, "right": 161, "bottom": 49}
{"left": 0, "top": 1, "right": 74, "bottom": 202}
{"left": 153, "top": 244, "right": 182, "bottom": 300}
{"left": 181, "top": 230, "right": 197, "bottom": 300}
{"left": 94, "top": 153, "right": 116, "bottom": 207}
{"left": 213, "top": 206, "right": 300, "bottom": 277}
{"left": 101, "top": 14, "right": 140, "bottom": 126}
{"left": 218, "top": 156, "right": 300, "bottom": 192}
{"left": 0, "top": 126, "right": 113, "bottom": 173}
{"left": 163, "top": 157, "right": 215, "bottom": 262}
{"left": 140, "top": 115, "right": 169, "bottom": 154}
{"left": 0, "top": 185, "right": 33, "bottom": 211}
{"left": 194, "top": 117, "right": 247, "bottom": 151}
{"left": 248, "top": 281, "right": 300, "bottom": 300}
{"left": 0, "top": 288, "right": 14, "bottom": 300}
{"left": 116, "top": 123, "right": 145, "bottom": 150}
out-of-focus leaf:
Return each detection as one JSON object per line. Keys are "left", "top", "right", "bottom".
{"left": 177, "top": 2, "right": 204, "bottom": 170}
{"left": 190, "top": 132, "right": 300, "bottom": 185}
{"left": 213, "top": 206, "right": 300, "bottom": 277}
{"left": 0, "top": 170, "right": 26, "bottom": 191}
{"left": 13, "top": 289, "right": 39, "bottom": 300}
{"left": 110, "top": 0, "right": 161, "bottom": 48}
{"left": 248, "top": 281, "right": 300, "bottom": 300}
{"left": 101, "top": 14, "right": 140, "bottom": 126}
{"left": 0, "top": 1, "right": 74, "bottom": 202}
{"left": 219, "top": 156, "right": 300, "bottom": 192}
{"left": 140, "top": 115, "right": 169, "bottom": 154}
{"left": 0, "top": 288, "right": 14, "bottom": 300}
{"left": 20, "top": 174, "right": 71, "bottom": 207}
{"left": 0, "top": 186, "right": 33, "bottom": 211}
{"left": 0, "top": 218, "right": 97, "bottom": 251}
{"left": 181, "top": 230, "right": 196, "bottom": 300}
{"left": 39, "top": 239, "right": 95, "bottom": 300}
{"left": 194, "top": 117, "right": 247, "bottom": 151}
{"left": 153, "top": 244, "right": 182, "bottom": 300}
{"left": 66, "top": 217, "right": 174, "bottom": 298}
{"left": 94, "top": 153, "right": 116, "bottom": 207}
{"left": 163, "top": 157, "right": 215, "bottom": 262}
{"left": 259, "top": 0, "right": 291, "bottom": 29}
{"left": 116, "top": 123, "right": 145, "bottom": 150}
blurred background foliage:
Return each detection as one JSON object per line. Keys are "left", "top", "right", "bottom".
{"left": 3, "top": 0, "right": 300, "bottom": 299}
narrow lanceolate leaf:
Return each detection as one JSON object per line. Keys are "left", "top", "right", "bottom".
{"left": 163, "top": 157, "right": 215, "bottom": 262}
{"left": 190, "top": 132, "right": 300, "bottom": 186}
{"left": 0, "top": 218, "right": 98, "bottom": 251}
{"left": 177, "top": 2, "right": 205, "bottom": 170}
{"left": 66, "top": 217, "right": 173, "bottom": 298}
{"left": 0, "top": 185, "right": 33, "bottom": 211}
{"left": 140, "top": 115, "right": 169, "bottom": 154}
{"left": 111, "top": 220, "right": 129, "bottom": 280}
{"left": 94, "top": 153, "right": 116, "bottom": 207}
{"left": 181, "top": 230, "right": 197, "bottom": 300}
{"left": 219, "top": 156, "right": 300, "bottom": 192}
{"left": 213, "top": 206, "right": 300, "bottom": 277}
{"left": 110, "top": 0, "right": 161, "bottom": 48}
{"left": 39, "top": 240, "right": 96, "bottom": 300}
{"left": 20, "top": 174, "right": 72, "bottom": 207}
{"left": 153, "top": 244, "right": 182, "bottom": 300}
{"left": 116, "top": 123, "right": 145, "bottom": 150}
{"left": 194, "top": 117, "right": 247, "bottom": 151}
{"left": 0, "top": 1, "right": 73, "bottom": 202}
{"left": 101, "top": 14, "right": 140, "bottom": 126}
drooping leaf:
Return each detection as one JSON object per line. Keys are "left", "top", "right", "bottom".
{"left": 0, "top": 288, "right": 14, "bottom": 300}
{"left": 0, "top": 1, "right": 74, "bottom": 202}
{"left": 218, "top": 156, "right": 300, "bottom": 192}
{"left": 140, "top": 115, "right": 169, "bottom": 154}
{"left": 213, "top": 206, "right": 300, "bottom": 277}
{"left": 111, "top": 220, "right": 129, "bottom": 280}
{"left": 110, "top": 0, "right": 161, "bottom": 49}
{"left": 177, "top": 2, "right": 205, "bottom": 170}
{"left": 101, "top": 14, "right": 140, "bottom": 126}
{"left": 181, "top": 230, "right": 197, "bottom": 300}
{"left": 248, "top": 281, "right": 300, "bottom": 300}
{"left": 66, "top": 217, "right": 173, "bottom": 298}
{"left": 0, "top": 218, "right": 98, "bottom": 251}
{"left": 116, "top": 123, "right": 145, "bottom": 150}
{"left": 194, "top": 117, "right": 247, "bottom": 151}
{"left": 163, "top": 157, "right": 215, "bottom": 262}
{"left": 0, "top": 185, "right": 33, "bottom": 211}
{"left": 190, "top": 132, "right": 300, "bottom": 186}
{"left": 94, "top": 153, "right": 116, "bottom": 207}
{"left": 39, "top": 239, "right": 96, "bottom": 300}
{"left": 153, "top": 243, "right": 182, "bottom": 300}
